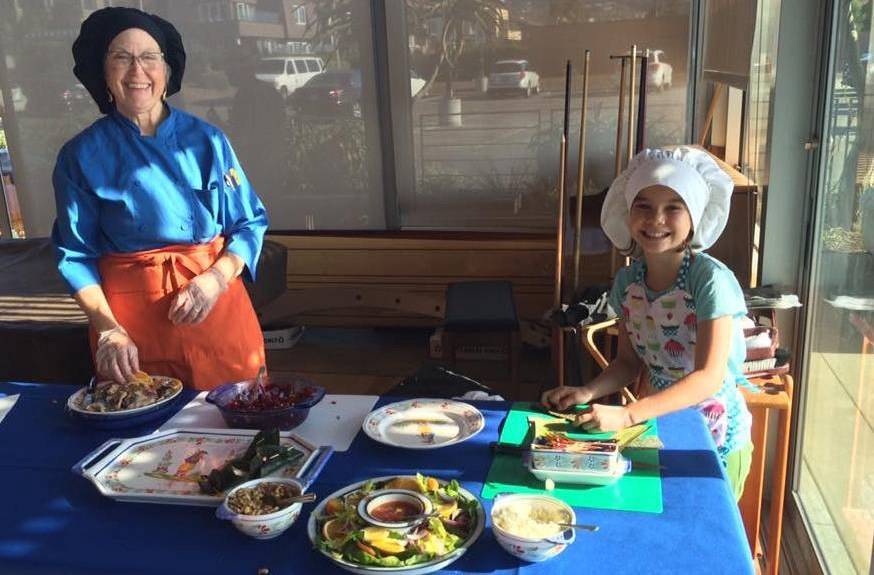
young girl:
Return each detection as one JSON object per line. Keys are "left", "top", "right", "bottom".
{"left": 541, "top": 146, "right": 754, "bottom": 499}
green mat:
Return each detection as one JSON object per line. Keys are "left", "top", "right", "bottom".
{"left": 481, "top": 402, "right": 663, "bottom": 513}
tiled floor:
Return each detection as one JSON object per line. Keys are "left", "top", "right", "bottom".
{"left": 798, "top": 351, "right": 873, "bottom": 574}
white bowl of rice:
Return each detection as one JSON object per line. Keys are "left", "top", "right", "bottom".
{"left": 490, "top": 494, "right": 577, "bottom": 562}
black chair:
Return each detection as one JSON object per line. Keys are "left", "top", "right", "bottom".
{"left": 443, "top": 280, "right": 520, "bottom": 396}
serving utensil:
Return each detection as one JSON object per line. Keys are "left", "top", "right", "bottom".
{"left": 270, "top": 491, "right": 317, "bottom": 508}
{"left": 558, "top": 522, "right": 599, "bottom": 532}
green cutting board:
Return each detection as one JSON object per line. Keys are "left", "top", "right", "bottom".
{"left": 481, "top": 402, "right": 663, "bottom": 513}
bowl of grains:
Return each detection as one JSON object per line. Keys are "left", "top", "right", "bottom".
{"left": 216, "top": 477, "right": 309, "bottom": 540}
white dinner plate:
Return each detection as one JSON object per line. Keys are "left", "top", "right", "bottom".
{"left": 362, "top": 399, "right": 484, "bottom": 449}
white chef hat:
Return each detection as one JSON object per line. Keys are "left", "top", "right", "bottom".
{"left": 600, "top": 146, "right": 734, "bottom": 251}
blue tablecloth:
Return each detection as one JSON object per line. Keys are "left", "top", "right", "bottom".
{"left": 0, "top": 382, "right": 753, "bottom": 575}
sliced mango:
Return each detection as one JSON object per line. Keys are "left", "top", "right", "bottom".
{"left": 385, "top": 477, "right": 422, "bottom": 492}
{"left": 370, "top": 538, "right": 407, "bottom": 555}
{"left": 436, "top": 500, "right": 457, "bottom": 519}
{"left": 361, "top": 527, "right": 392, "bottom": 543}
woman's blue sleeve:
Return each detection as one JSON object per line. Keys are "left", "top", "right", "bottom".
{"left": 219, "top": 135, "right": 268, "bottom": 281}
{"left": 51, "top": 144, "right": 102, "bottom": 294}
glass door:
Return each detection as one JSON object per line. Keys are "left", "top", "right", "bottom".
{"left": 797, "top": 1, "right": 874, "bottom": 573}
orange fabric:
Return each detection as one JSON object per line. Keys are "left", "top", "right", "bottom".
{"left": 91, "top": 237, "right": 264, "bottom": 390}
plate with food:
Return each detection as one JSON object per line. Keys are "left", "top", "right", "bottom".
{"left": 66, "top": 371, "right": 184, "bottom": 427}
{"left": 308, "top": 474, "right": 484, "bottom": 575}
{"left": 72, "top": 427, "right": 333, "bottom": 506}
{"left": 362, "top": 399, "right": 484, "bottom": 449}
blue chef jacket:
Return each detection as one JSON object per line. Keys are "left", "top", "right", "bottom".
{"left": 52, "top": 105, "right": 268, "bottom": 293}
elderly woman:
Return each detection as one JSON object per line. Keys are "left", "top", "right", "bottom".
{"left": 52, "top": 7, "right": 268, "bottom": 389}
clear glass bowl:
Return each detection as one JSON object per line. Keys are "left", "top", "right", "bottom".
{"left": 205, "top": 375, "right": 325, "bottom": 430}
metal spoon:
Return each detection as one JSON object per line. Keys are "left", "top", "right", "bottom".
{"left": 271, "top": 492, "right": 317, "bottom": 508}
{"left": 557, "top": 522, "right": 599, "bottom": 532}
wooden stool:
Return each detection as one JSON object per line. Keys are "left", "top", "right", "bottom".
{"left": 443, "top": 281, "right": 521, "bottom": 397}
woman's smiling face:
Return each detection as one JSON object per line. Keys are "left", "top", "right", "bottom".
{"left": 104, "top": 28, "right": 167, "bottom": 119}
{"left": 628, "top": 185, "right": 693, "bottom": 255}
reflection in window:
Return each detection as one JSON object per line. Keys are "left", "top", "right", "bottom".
{"left": 797, "top": 1, "right": 874, "bottom": 572}
{"left": 0, "top": 0, "right": 384, "bottom": 234}
{"left": 402, "top": 0, "right": 692, "bottom": 231}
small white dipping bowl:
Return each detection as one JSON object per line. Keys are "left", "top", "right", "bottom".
{"left": 216, "top": 477, "right": 305, "bottom": 540}
{"left": 357, "top": 489, "right": 433, "bottom": 532}
{"left": 490, "top": 493, "right": 577, "bottom": 562}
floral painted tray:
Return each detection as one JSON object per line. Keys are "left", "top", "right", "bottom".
{"left": 362, "top": 399, "right": 484, "bottom": 449}
{"left": 72, "top": 428, "right": 333, "bottom": 506}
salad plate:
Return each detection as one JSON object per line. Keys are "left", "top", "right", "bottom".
{"left": 362, "top": 399, "right": 484, "bottom": 449}
{"left": 72, "top": 427, "right": 332, "bottom": 506}
{"left": 308, "top": 474, "right": 484, "bottom": 575}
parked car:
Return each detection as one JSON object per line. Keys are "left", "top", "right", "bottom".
{"left": 646, "top": 50, "right": 673, "bottom": 91}
{"left": 254, "top": 56, "right": 325, "bottom": 99}
{"left": 488, "top": 60, "right": 540, "bottom": 97}
{"left": 291, "top": 70, "right": 362, "bottom": 118}
{"left": 61, "top": 83, "right": 91, "bottom": 113}
{"left": 0, "top": 85, "right": 27, "bottom": 115}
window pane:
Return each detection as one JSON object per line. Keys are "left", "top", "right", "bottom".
{"left": 0, "top": 0, "right": 385, "bottom": 234}
{"left": 797, "top": 1, "right": 874, "bottom": 573}
{"left": 402, "top": 0, "right": 692, "bottom": 231}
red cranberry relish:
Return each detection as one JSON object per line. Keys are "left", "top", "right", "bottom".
{"left": 226, "top": 385, "right": 317, "bottom": 411}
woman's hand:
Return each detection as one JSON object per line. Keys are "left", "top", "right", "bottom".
{"left": 168, "top": 267, "right": 228, "bottom": 325}
{"left": 540, "top": 386, "right": 595, "bottom": 411}
{"left": 575, "top": 404, "right": 634, "bottom": 432}
{"left": 95, "top": 325, "right": 139, "bottom": 383}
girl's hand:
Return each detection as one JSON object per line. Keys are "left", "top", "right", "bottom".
{"left": 540, "top": 386, "right": 594, "bottom": 411}
{"left": 575, "top": 404, "right": 634, "bottom": 432}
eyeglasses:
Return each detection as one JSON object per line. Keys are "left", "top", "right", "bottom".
{"left": 106, "top": 50, "right": 165, "bottom": 71}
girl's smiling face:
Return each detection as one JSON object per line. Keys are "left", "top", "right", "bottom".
{"left": 628, "top": 185, "right": 693, "bottom": 255}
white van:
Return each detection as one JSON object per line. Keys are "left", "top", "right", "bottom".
{"left": 255, "top": 56, "right": 325, "bottom": 99}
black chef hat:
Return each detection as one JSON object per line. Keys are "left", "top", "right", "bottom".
{"left": 72, "top": 7, "right": 186, "bottom": 114}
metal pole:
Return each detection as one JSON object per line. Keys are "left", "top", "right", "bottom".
{"left": 553, "top": 60, "right": 571, "bottom": 388}
{"left": 626, "top": 45, "right": 637, "bottom": 164}
{"left": 572, "top": 50, "right": 590, "bottom": 298}
{"left": 636, "top": 50, "right": 649, "bottom": 153}
{"left": 613, "top": 57, "right": 627, "bottom": 177}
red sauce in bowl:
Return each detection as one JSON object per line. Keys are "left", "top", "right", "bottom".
{"left": 369, "top": 500, "right": 421, "bottom": 522}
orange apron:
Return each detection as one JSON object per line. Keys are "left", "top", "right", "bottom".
{"left": 91, "top": 237, "right": 265, "bottom": 390}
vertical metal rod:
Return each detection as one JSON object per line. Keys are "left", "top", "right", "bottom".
{"left": 553, "top": 60, "right": 571, "bottom": 387}
{"left": 636, "top": 50, "right": 649, "bottom": 153}
{"left": 626, "top": 44, "right": 637, "bottom": 164}
{"left": 614, "top": 58, "right": 627, "bottom": 177}
{"left": 572, "top": 50, "right": 590, "bottom": 298}
{"left": 554, "top": 60, "right": 571, "bottom": 310}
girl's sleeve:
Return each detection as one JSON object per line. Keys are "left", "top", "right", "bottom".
{"left": 608, "top": 266, "right": 633, "bottom": 319}
{"left": 51, "top": 144, "right": 102, "bottom": 294}
{"left": 218, "top": 134, "right": 269, "bottom": 282}
{"left": 691, "top": 260, "right": 747, "bottom": 321}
